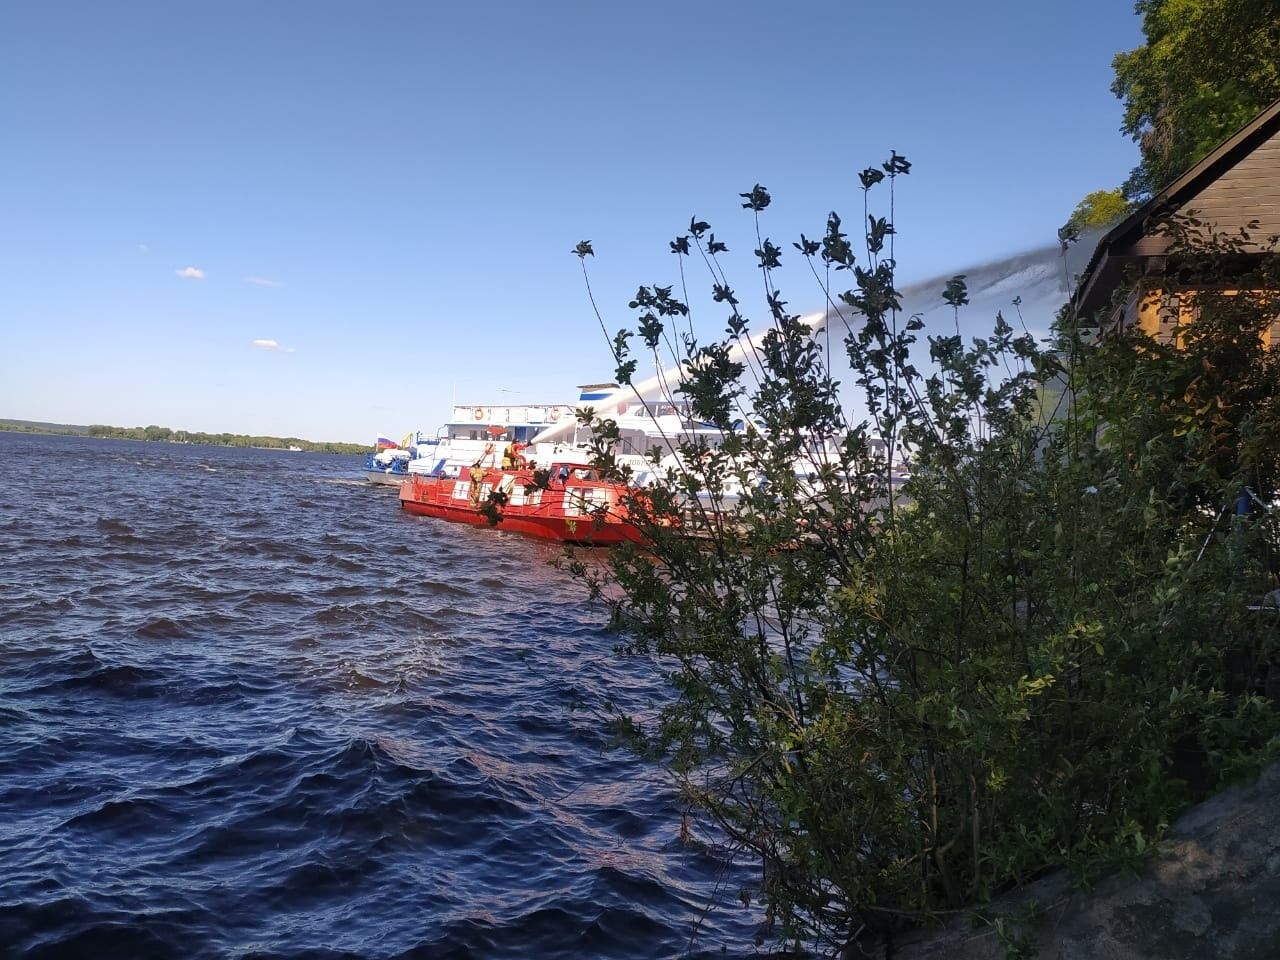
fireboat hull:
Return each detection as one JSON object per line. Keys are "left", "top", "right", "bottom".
{"left": 398, "top": 469, "right": 644, "bottom": 546}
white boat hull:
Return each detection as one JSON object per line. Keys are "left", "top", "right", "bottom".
{"left": 366, "top": 470, "right": 407, "bottom": 486}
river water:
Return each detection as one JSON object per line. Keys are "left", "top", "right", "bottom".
{"left": 0, "top": 433, "right": 759, "bottom": 959}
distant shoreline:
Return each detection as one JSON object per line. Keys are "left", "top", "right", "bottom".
{"left": 0, "top": 422, "right": 366, "bottom": 455}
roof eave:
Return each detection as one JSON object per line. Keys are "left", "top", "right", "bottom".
{"left": 1071, "top": 96, "right": 1280, "bottom": 311}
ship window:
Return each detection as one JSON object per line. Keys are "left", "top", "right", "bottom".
{"left": 563, "top": 487, "right": 584, "bottom": 516}
{"left": 452, "top": 481, "right": 470, "bottom": 500}
{"left": 564, "top": 487, "right": 606, "bottom": 517}
{"left": 526, "top": 489, "right": 542, "bottom": 506}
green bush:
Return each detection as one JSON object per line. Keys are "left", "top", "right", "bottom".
{"left": 568, "top": 162, "right": 1280, "bottom": 954}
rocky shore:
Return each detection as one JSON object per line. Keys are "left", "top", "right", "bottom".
{"left": 877, "top": 760, "right": 1280, "bottom": 959}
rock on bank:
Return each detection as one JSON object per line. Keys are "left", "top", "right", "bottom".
{"left": 880, "top": 761, "right": 1280, "bottom": 960}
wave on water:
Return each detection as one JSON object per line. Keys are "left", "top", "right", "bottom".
{"left": 1, "top": 240, "right": 1085, "bottom": 956}
{"left": 0, "top": 434, "right": 761, "bottom": 959}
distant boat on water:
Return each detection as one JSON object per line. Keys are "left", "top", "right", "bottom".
{"left": 364, "top": 432, "right": 419, "bottom": 485}
{"left": 366, "top": 447, "right": 412, "bottom": 485}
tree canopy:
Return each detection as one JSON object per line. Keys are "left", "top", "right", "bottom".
{"left": 82, "top": 423, "right": 366, "bottom": 454}
{"left": 1063, "top": 187, "right": 1130, "bottom": 238}
{"left": 1112, "top": 0, "right": 1280, "bottom": 199}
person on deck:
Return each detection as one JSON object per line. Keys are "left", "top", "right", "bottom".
{"left": 503, "top": 440, "right": 525, "bottom": 470}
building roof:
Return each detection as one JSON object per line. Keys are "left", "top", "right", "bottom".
{"left": 1073, "top": 96, "right": 1280, "bottom": 318}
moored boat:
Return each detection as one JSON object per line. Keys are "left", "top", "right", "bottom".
{"left": 364, "top": 432, "right": 418, "bottom": 485}
{"left": 405, "top": 384, "right": 731, "bottom": 483}
{"left": 407, "top": 401, "right": 574, "bottom": 480}
{"left": 365, "top": 447, "right": 412, "bottom": 485}
{"left": 399, "top": 463, "right": 644, "bottom": 545}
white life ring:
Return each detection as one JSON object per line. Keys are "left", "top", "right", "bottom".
{"left": 474, "top": 407, "right": 485, "bottom": 421}
{"left": 549, "top": 408, "right": 562, "bottom": 421}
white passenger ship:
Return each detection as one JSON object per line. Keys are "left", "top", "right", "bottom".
{"left": 405, "top": 384, "right": 731, "bottom": 481}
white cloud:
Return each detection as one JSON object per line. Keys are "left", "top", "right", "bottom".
{"left": 244, "top": 276, "right": 284, "bottom": 287}
{"left": 252, "top": 339, "right": 280, "bottom": 350}
{"left": 176, "top": 266, "right": 206, "bottom": 280}
{"left": 138, "top": 243, "right": 149, "bottom": 255}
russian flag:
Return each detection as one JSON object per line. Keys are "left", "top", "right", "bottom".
{"left": 375, "top": 435, "right": 396, "bottom": 449}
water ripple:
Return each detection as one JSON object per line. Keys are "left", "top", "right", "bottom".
{"left": 0, "top": 434, "right": 760, "bottom": 958}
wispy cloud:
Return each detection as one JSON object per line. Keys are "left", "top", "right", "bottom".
{"left": 244, "top": 276, "right": 284, "bottom": 288}
{"left": 138, "top": 243, "right": 149, "bottom": 255}
{"left": 176, "top": 266, "right": 206, "bottom": 280}
{"left": 251, "top": 338, "right": 299, "bottom": 354}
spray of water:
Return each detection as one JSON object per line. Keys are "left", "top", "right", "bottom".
{"left": 531, "top": 236, "right": 1099, "bottom": 445}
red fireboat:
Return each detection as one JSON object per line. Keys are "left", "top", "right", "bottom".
{"left": 398, "top": 463, "right": 645, "bottom": 545}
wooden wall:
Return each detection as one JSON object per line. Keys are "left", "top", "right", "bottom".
{"left": 1128, "top": 125, "right": 1280, "bottom": 258}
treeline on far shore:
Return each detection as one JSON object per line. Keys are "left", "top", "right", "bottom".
{"left": 0, "top": 419, "right": 367, "bottom": 455}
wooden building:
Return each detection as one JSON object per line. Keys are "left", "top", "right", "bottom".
{"left": 1073, "top": 96, "right": 1280, "bottom": 342}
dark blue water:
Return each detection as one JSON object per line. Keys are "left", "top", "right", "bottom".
{"left": 0, "top": 433, "right": 758, "bottom": 958}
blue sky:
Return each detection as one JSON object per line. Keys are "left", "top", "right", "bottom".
{"left": 1, "top": 1, "right": 1141, "bottom": 443}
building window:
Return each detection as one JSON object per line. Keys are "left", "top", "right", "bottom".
{"left": 1156, "top": 293, "right": 1180, "bottom": 343}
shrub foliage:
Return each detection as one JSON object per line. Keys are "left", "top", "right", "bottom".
{"left": 568, "top": 162, "right": 1280, "bottom": 954}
